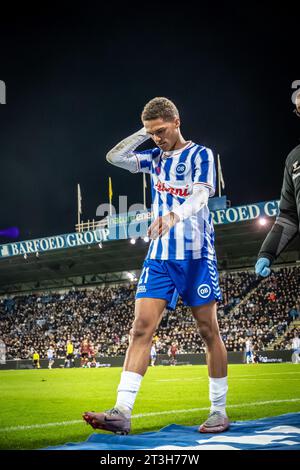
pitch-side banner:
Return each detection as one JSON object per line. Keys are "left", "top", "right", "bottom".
{"left": 0, "top": 200, "right": 280, "bottom": 259}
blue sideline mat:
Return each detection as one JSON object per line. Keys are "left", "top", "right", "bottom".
{"left": 44, "top": 412, "right": 300, "bottom": 450}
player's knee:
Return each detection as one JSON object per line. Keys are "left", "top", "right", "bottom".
{"left": 198, "top": 322, "right": 219, "bottom": 344}
{"left": 130, "top": 318, "right": 155, "bottom": 341}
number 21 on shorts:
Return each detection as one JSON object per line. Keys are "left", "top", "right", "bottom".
{"left": 139, "top": 266, "right": 150, "bottom": 285}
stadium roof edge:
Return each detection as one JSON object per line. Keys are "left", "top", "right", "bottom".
{"left": 0, "top": 217, "right": 299, "bottom": 295}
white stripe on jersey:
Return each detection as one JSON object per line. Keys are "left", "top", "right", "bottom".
{"left": 161, "top": 236, "right": 169, "bottom": 259}
{"left": 175, "top": 221, "right": 185, "bottom": 260}
{"left": 191, "top": 214, "right": 202, "bottom": 258}
{"left": 134, "top": 141, "right": 217, "bottom": 261}
{"left": 193, "top": 148, "right": 215, "bottom": 196}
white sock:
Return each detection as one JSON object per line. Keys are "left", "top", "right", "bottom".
{"left": 209, "top": 376, "right": 228, "bottom": 417}
{"left": 115, "top": 371, "right": 143, "bottom": 416}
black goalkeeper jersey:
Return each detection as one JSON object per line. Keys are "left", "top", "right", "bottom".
{"left": 258, "top": 144, "right": 300, "bottom": 263}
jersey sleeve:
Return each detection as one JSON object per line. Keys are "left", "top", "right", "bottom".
{"left": 277, "top": 161, "right": 298, "bottom": 225}
{"left": 130, "top": 149, "right": 154, "bottom": 174}
{"left": 258, "top": 158, "right": 298, "bottom": 263}
{"left": 192, "top": 147, "right": 216, "bottom": 197}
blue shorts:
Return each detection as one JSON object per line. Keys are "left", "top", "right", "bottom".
{"left": 135, "top": 258, "right": 222, "bottom": 309}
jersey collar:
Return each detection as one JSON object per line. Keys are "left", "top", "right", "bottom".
{"left": 162, "top": 140, "right": 194, "bottom": 158}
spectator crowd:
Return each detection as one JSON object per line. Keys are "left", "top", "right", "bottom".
{"left": 0, "top": 265, "right": 299, "bottom": 360}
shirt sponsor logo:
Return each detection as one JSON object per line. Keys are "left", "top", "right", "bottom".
{"left": 176, "top": 163, "right": 186, "bottom": 174}
{"left": 155, "top": 181, "right": 190, "bottom": 197}
{"left": 197, "top": 283, "right": 212, "bottom": 298}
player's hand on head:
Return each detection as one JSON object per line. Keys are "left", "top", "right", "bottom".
{"left": 255, "top": 257, "right": 271, "bottom": 277}
{"left": 140, "top": 127, "right": 151, "bottom": 139}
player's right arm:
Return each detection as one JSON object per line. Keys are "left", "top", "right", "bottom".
{"left": 256, "top": 152, "right": 299, "bottom": 277}
{"left": 106, "top": 127, "right": 152, "bottom": 173}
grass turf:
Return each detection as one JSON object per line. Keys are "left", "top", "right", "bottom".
{"left": 0, "top": 363, "right": 299, "bottom": 449}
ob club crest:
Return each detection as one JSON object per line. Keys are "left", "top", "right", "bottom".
{"left": 176, "top": 163, "right": 186, "bottom": 175}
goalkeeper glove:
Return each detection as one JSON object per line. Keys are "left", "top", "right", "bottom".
{"left": 255, "top": 257, "right": 271, "bottom": 277}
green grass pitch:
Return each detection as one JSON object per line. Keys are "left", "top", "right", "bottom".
{"left": 0, "top": 363, "right": 299, "bottom": 449}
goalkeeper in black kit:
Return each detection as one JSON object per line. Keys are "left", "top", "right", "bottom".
{"left": 255, "top": 92, "right": 300, "bottom": 276}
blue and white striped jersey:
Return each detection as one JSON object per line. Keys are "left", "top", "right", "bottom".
{"left": 47, "top": 348, "right": 54, "bottom": 359}
{"left": 133, "top": 141, "right": 217, "bottom": 261}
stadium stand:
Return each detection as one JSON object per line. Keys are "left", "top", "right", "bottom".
{"left": 0, "top": 265, "right": 299, "bottom": 361}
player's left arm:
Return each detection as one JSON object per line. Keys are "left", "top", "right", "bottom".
{"left": 256, "top": 153, "right": 299, "bottom": 272}
{"left": 148, "top": 147, "right": 215, "bottom": 239}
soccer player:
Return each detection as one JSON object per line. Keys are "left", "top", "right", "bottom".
{"left": 168, "top": 342, "right": 178, "bottom": 366}
{"left": 32, "top": 350, "right": 40, "bottom": 369}
{"left": 47, "top": 345, "right": 55, "bottom": 369}
{"left": 83, "top": 97, "right": 229, "bottom": 434}
{"left": 245, "top": 338, "right": 254, "bottom": 364}
{"left": 255, "top": 91, "right": 300, "bottom": 277}
{"left": 88, "top": 342, "right": 96, "bottom": 361}
{"left": 0, "top": 339, "right": 6, "bottom": 365}
{"left": 291, "top": 333, "right": 300, "bottom": 364}
{"left": 65, "top": 340, "right": 75, "bottom": 368}
{"left": 80, "top": 338, "right": 89, "bottom": 368}
{"left": 150, "top": 341, "right": 157, "bottom": 367}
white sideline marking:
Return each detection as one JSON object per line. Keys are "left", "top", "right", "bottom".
{"left": 233, "top": 371, "right": 300, "bottom": 377}
{"left": 157, "top": 378, "right": 204, "bottom": 382}
{"left": 0, "top": 398, "right": 299, "bottom": 433}
{"left": 231, "top": 378, "right": 300, "bottom": 381}
{"left": 157, "top": 371, "right": 300, "bottom": 382}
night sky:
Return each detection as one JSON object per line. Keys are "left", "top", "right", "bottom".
{"left": 0, "top": 4, "right": 299, "bottom": 241}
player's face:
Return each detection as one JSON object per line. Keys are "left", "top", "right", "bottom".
{"left": 143, "top": 117, "right": 180, "bottom": 151}
{"left": 296, "top": 92, "right": 300, "bottom": 117}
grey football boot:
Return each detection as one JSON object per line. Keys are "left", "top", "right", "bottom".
{"left": 198, "top": 411, "right": 230, "bottom": 433}
{"left": 83, "top": 407, "right": 131, "bottom": 435}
